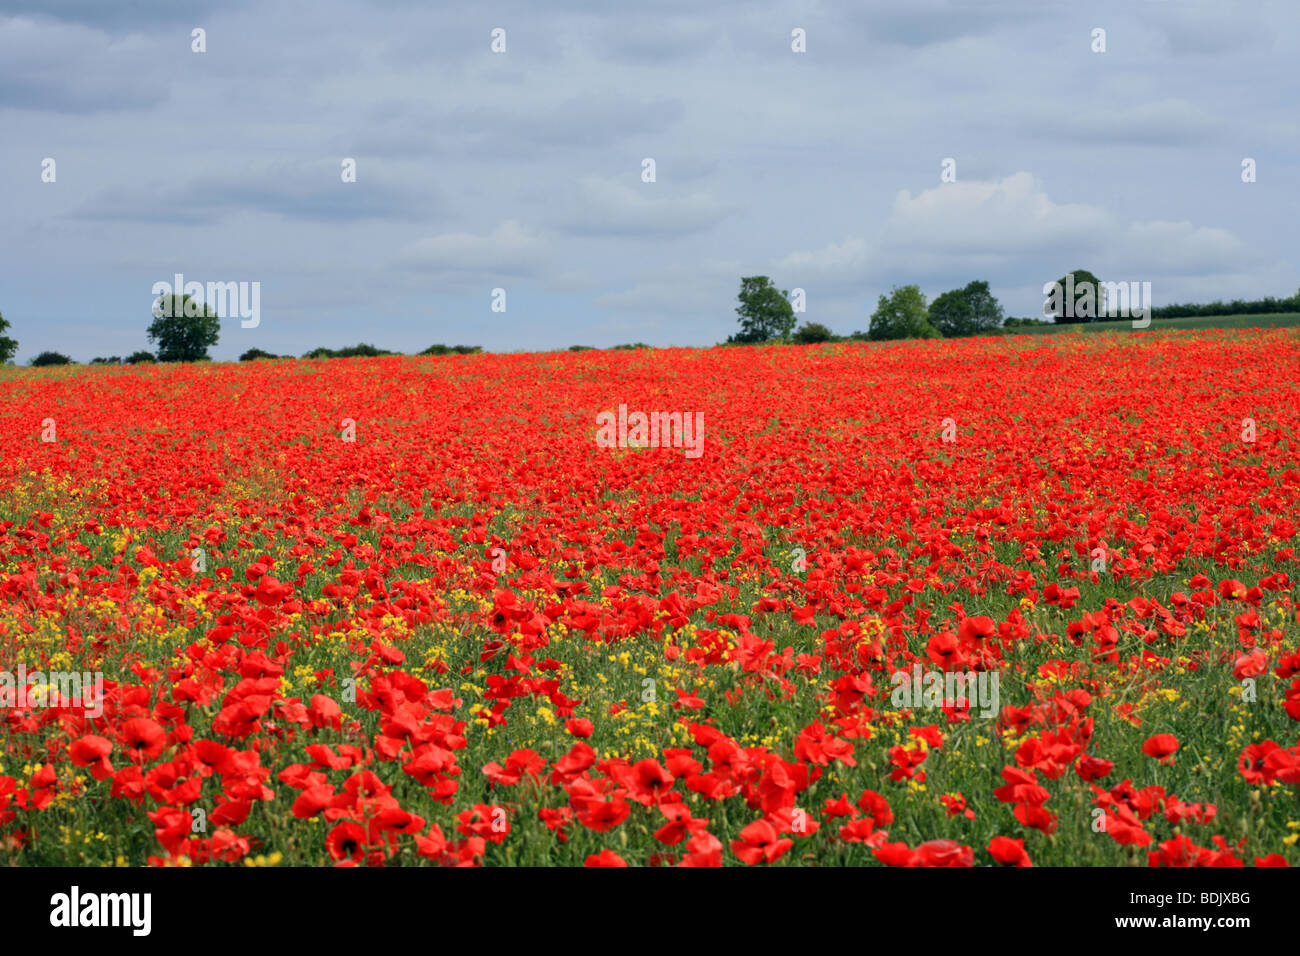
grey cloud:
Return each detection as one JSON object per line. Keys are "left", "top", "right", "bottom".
{"left": 74, "top": 160, "right": 437, "bottom": 223}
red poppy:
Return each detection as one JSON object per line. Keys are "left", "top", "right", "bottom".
{"left": 730, "top": 819, "right": 793, "bottom": 865}
{"left": 326, "top": 821, "right": 368, "bottom": 864}
{"left": 1143, "top": 734, "right": 1180, "bottom": 763}
{"left": 120, "top": 718, "right": 167, "bottom": 763}
{"left": 987, "top": 836, "right": 1032, "bottom": 867}
{"left": 68, "top": 735, "right": 114, "bottom": 780}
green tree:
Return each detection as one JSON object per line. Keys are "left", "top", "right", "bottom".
{"left": 125, "top": 350, "right": 156, "bottom": 364}
{"left": 147, "top": 294, "right": 220, "bottom": 362}
{"left": 31, "top": 351, "right": 72, "bottom": 366}
{"left": 930, "top": 280, "right": 1004, "bottom": 337}
{"left": 927, "top": 289, "right": 974, "bottom": 337}
{"left": 0, "top": 311, "right": 17, "bottom": 364}
{"left": 1047, "top": 269, "right": 1104, "bottom": 324}
{"left": 868, "top": 285, "right": 939, "bottom": 340}
{"left": 730, "top": 276, "right": 796, "bottom": 343}
{"left": 792, "top": 321, "right": 835, "bottom": 344}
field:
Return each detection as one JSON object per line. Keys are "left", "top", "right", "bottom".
{"left": 1002, "top": 313, "right": 1300, "bottom": 335}
{"left": 2, "top": 329, "right": 1300, "bottom": 867}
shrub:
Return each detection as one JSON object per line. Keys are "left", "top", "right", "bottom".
{"left": 420, "top": 344, "right": 482, "bottom": 356}
{"left": 30, "top": 351, "right": 73, "bottom": 366}
{"left": 240, "top": 348, "right": 279, "bottom": 361}
{"left": 792, "top": 322, "right": 835, "bottom": 344}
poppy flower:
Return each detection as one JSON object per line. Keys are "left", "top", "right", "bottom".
{"left": 120, "top": 718, "right": 167, "bottom": 763}
{"left": 68, "top": 735, "right": 114, "bottom": 780}
{"left": 326, "top": 821, "right": 368, "bottom": 864}
{"left": 1143, "top": 734, "right": 1180, "bottom": 763}
{"left": 730, "top": 819, "right": 793, "bottom": 865}
{"left": 913, "top": 839, "right": 974, "bottom": 867}
{"left": 565, "top": 718, "right": 594, "bottom": 738}
{"left": 987, "top": 836, "right": 1032, "bottom": 867}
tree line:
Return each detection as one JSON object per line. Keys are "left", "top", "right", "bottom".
{"left": 3, "top": 275, "right": 1299, "bottom": 366}
{"left": 726, "top": 272, "right": 1300, "bottom": 344}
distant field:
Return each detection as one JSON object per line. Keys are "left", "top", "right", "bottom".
{"left": 1002, "top": 312, "right": 1300, "bottom": 335}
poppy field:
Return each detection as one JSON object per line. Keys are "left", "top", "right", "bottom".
{"left": 2, "top": 329, "right": 1300, "bottom": 868}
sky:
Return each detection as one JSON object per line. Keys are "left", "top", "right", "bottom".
{"left": 1, "top": 0, "right": 1297, "bottom": 361}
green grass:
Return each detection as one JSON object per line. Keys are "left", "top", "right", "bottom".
{"left": 1002, "top": 313, "right": 1300, "bottom": 336}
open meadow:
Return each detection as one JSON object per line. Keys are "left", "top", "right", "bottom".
{"left": 1, "top": 329, "right": 1298, "bottom": 867}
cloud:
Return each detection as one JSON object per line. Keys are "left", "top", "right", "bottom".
{"left": 1140, "top": 2, "right": 1274, "bottom": 56}
{"left": 887, "top": 173, "right": 1112, "bottom": 253}
{"left": 356, "top": 91, "right": 686, "bottom": 161}
{"left": 0, "top": 17, "right": 166, "bottom": 112}
{"left": 559, "top": 175, "right": 736, "bottom": 237}
{"left": 74, "top": 160, "right": 436, "bottom": 223}
{"left": 844, "top": 0, "right": 1047, "bottom": 48}
{"left": 776, "top": 238, "right": 871, "bottom": 280}
{"left": 0, "top": 0, "right": 243, "bottom": 28}
{"left": 398, "top": 219, "right": 549, "bottom": 279}
{"left": 776, "top": 173, "right": 1250, "bottom": 286}
{"left": 1046, "top": 99, "right": 1224, "bottom": 147}
{"left": 1110, "top": 221, "right": 1247, "bottom": 274}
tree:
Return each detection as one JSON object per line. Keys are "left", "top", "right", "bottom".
{"left": 125, "top": 351, "right": 156, "bottom": 364}
{"left": 31, "top": 351, "right": 72, "bottom": 366}
{"left": 929, "top": 280, "right": 1004, "bottom": 337}
{"left": 927, "top": 289, "right": 974, "bottom": 337}
{"left": 962, "top": 280, "right": 1004, "bottom": 334}
{"left": 421, "top": 344, "right": 483, "bottom": 355}
{"left": 730, "top": 276, "right": 796, "bottom": 343}
{"left": 792, "top": 321, "right": 835, "bottom": 344}
{"left": 147, "top": 294, "right": 220, "bottom": 362}
{"left": 867, "top": 286, "right": 939, "bottom": 340}
{"left": 0, "top": 311, "right": 16, "bottom": 364}
{"left": 90, "top": 356, "right": 123, "bottom": 364}
{"left": 1047, "top": 269, "right": 1104, "bottom": 324}
{"left": 303, "top": 343, "right": 394, "bottom": 359}
{"left": 240, "top": 348, "right": 279, "bottom": 361}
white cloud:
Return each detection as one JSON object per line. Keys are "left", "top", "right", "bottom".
{"left": 1053, "top": 99, "right": 1224, "bottom": 146}
{"left": 774, "top": 173, "right": 1253, "bottom": 289}
{"left": 398, "top": 219, "right": 548, "bottom": 278}
{"left": 559, "top": 176, "right": 736, "bottom": 237}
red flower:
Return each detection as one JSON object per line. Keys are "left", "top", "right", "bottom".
{"left": 68, "top": 735, "right": 114, "bottom": 780}
{"left": 326, "top": 821, "right": 367, "bottom": 864}
{"left": 585, "top": 849, "right": 628, "bottom": 867}
{"left": 120, "top": 718, "right": 167, "bottom": 763}
{"left": 730, "top": 820, "right": 793, "bottom": 865}
{"left": 1075, "top": 755, "right": 1114, "bottom": 782}
{"left": 913, "top": 839, "right": 974, "bottom": 867}
{"left": 565, "top": 718, "right": 594, "bottom": 738}
{"left": 1143, "top": 734, "right": 1180, "bottom": 763}
{"left": 987, "top": 836, "right": 1032, "bottom": 867}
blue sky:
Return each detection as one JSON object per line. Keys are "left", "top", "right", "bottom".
{"left": 2, "top": 0, "right": 1297, "bottom": 361}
